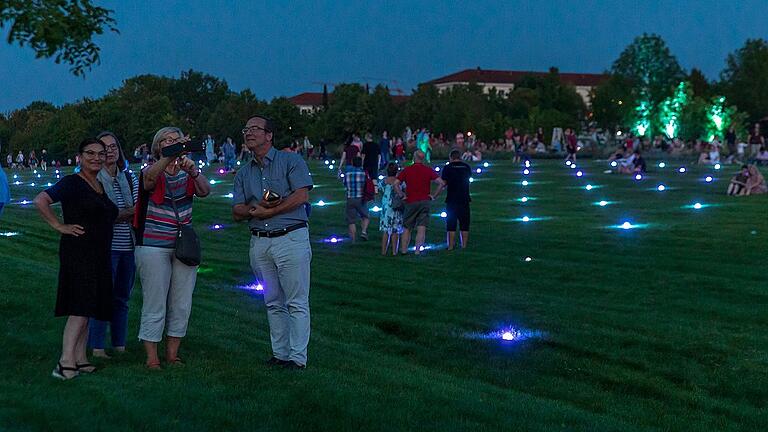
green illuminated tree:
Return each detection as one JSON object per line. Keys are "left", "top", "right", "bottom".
{"left": 1, "top": 0, "right": 118, "bottom": 76}
{"left": 611, "top": 34, "right": 685, "bottom": 136}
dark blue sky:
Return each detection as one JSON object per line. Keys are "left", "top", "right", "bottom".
{"left": 1, "top": 0, "right": 766, "bottom": 112}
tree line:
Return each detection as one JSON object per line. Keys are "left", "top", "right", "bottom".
{"left": 1, "top": 34, "right": 767, "bottom": 161}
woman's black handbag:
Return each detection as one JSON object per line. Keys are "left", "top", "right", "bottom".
{"left": 170, "top": 188, "right": 201, "bottom": 266}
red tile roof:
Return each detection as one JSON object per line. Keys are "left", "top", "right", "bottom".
{"left": 288, "top": 92, "right": 410, "bottom": 107}
{"left": 426, "top": 68, "right": 608, "bottom": 87}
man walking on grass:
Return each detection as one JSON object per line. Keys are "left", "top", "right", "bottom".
{"left": 395, "top": 150, "right": 445, "bottom": 254}
{"left": 342, "top": 156, "right": 370, "bottom": 241}
{"left": 432, "top": 149, "right": 472, "bottom": 249}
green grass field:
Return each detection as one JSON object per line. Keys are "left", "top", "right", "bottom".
{"left": 0, "top": 158, "right": 766, "bottom": 431}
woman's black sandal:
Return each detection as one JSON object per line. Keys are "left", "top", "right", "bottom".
{"left": 52, "top": 362, "right": 79, "bottom": 380}
{"left": 76, "top": 363, "right": 97, "bottom": 373}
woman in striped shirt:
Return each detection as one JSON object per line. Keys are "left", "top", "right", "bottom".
{"left": 89, "top": 132, "right": 138, "bottom": 358}
{"left": 134, "top": 126, "right": 210, "bottom": 369}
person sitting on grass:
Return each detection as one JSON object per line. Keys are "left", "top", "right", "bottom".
{"left": 698, "top": 144, "right": 720, "bottom": 165}
{"left": 617, "top": 151, "right": 637, "bottom": 174}
{"left": 727, "top": 165, "right": 750, "bottom": 195}
{"left": 755, "top": 147, "right": 768, "bottom": 166}
{"left": 728, "top": 164, "right": 767, "bottom": 196}
{"left": 632, "top": 150, "right": 647, "bottom": 173}
{"left": 342, "top": 156, "right": 370, "bottom": 241}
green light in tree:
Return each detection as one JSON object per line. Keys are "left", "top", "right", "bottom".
{"left": 633, "top": 99, "right": 652, "bottom": 137}
{"left": 706, "top": 96, "right": 731, "bottom": 141}
{"left": 658, "top": 82, "right": 689, "bottom": 139}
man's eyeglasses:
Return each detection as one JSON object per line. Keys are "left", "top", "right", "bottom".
{"left": 83, "top": 150, "right": 107, "bottom": 158}
{"left": 242, "top": 125, "right": 269, "bottom": 135}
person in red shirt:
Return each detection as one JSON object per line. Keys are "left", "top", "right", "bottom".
{"left": 394, "top": 150, "right": 445, "bottom": 254}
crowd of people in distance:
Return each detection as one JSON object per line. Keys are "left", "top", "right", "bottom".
{"left": 341, "top": 144, "right": 472, "bottom": 255}
{"left": 6, "top": 148, "right": 55, "bottom": 170}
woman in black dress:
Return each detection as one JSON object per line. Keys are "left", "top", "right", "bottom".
{"left": 34, "top": 139, "right": 118, "bottom": 380}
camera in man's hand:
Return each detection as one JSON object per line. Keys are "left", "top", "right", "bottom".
{"left": 263, "top": 190, "right": 282, "bottom": 203}
{"left": 161, "top": 140, "right": 205, "bottom": 158}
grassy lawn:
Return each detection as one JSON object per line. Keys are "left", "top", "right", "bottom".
{"left": 0, "top": 158, "right": 766, "bottom": 431}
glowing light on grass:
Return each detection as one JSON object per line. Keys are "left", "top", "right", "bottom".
{"left": 524, "top": 256, "right": 532, "bottom": 262}
{"left": 210, "top": 224, "right": 223, "bottom": 230}
{"left": 658, "top": 162, "right": 666, "bottom": 168}
{"left": 476, "top": 168, "right": 482, "bottom": 174}
{"left": 657, "top": 184, "right": 666, "bottom": 191}
{"left": 0, "top": 232, "right": 20, "bottom": 237}
{"left": 218, "top": 168, "right": 225, "bottom": 175}
{"left": 240, "top": 282, "right": 264, "bottom": 292}
{"left": 222, "top": 193, "right": 234, "bottom": 199}
{"left": 683, "top": 202, "right": 710, "bottom": 210}
{"left": 576, "top": 171, "right": 583, "bottom": 177}
{"left": 371, "top": 205, "right": 381, "bottom": 212}
{"left": 20, "top": 200, "right": 29, "bottom": 205}
{"left": 611, "top": 161, "right": 618, "bottom": 167}
{"left": 464, "top": 327, "right": 544, "bottom": 343}
{"left": 523, "top": 160, "right": 529, "bottom": 168}
{"left": 565, "top": 160, "right": 572, "bottom": 166}
{"left": 585, "top": 184, "right": 593, "bottom": 190}
{"left": 331, "top": 160, "right": 336, "bottom": 164}
{"left": 328, "top": 164, "right": 334, "bottom": 170}
{"left": 678, "top": 167, "right": 686, "bottom": 173}
{"left": 434, "top": 167, "right": 440, "bottom": 172}
{"left": 569, "top": 164, "right": 576, "bottom": 169}
{"left": 634, "top": 174, "right": 642, "bottom": 181}
{"left": 714, "top": 163, "right": 721, "bottom": 170}
{"left": 30, "top": 182, "right": 35, "bottom": 186}
{"left": 520, "top": 197, "right": 529, "bottom": 203}
{"left": 209, "top": 179, "right": 217, "bottom": 185}
{"left": 323, "top": 236, "right": 343, "bottom": 244}
{"left": 523, "top": 169, "right": 530, "bottom": 175}
{"left": 521, "top": 216, "right": 530, "bottom": 222}
{"left": 14, "top": 181, "right": 20, "bottom": 185}
{"left": 597, "top": 200, "right": 609, "bottom": 207}
{"left": 521, "top": 180, "right": 528, "bottom": 186}
{"left": 378, "top": 175, "right": 385, "bottom": 180}
{"left": 608, "top": 221, "right": 650, "bottom": 230}
{"left": 324, "top": 160, "right": 329, "bottom": 165}
{"left": 484, "top": 162, "right": 490, "bottom": 168}
{"left": 340, "top": 173, "right": 345, "bottom": 178}
{"left": 317, "top": 200, "right": 326, "bottom": 206}
{"left": 46, "top": 182, "right": 52, "bottom": 187}
{"left": 469, "top": 177, "right": 475, "bottom": 183}
{"left": 705, "top": 176, "right": 713, "bottom": 183}
{"left": 440, "top": 211, "right": 447, "bottom": 218}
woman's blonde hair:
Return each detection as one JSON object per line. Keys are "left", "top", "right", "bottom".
{"left": 151, "top": 126, "right": 184, "bottom": 160}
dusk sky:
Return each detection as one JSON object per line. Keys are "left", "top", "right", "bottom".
{"left": 1, "top": 0, "right": 766, "bottom": 112}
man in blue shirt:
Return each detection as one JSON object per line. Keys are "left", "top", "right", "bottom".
{"left": 232, "top": 115, "right": 313, "bottom": 369}
{"left": 342, "top": 156, "right": 370, "bottom": 241}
